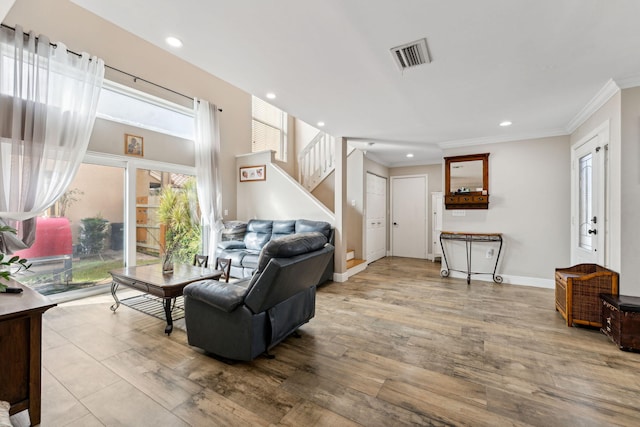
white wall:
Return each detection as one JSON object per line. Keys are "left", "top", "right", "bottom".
{"left": 620, "top": 87, "right": 640, "bottom": 296}
{"left": 6, "top": 0, "right": 252, "bottom": 221}
{"left": 236, "top": 151, "right": 334, "bottom": 224}
{"left": 89, "top": 119, "right": 194, "bottom": 166}
{"left": 442, "top": 135, "right": 571, "bottom": 286}
{"left": 0, "top": 0, "right": 14, "bottom": 20}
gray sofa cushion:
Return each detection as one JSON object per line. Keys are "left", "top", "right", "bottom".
{"left": 184, "top": 279, "right": 252, "bottom": 313}
{"left": 272, "top": 220, "right": 296, "bottom": 240}
{"left": 217, "top": 249, "right": 249, "bottom": 266}
{"left": 218, "top": 240, "right": 246, "bottom": 250}
{"left": 241, "top": 252, "right": 260, "bottom": 270}
{"left": 296, "top": 219, "right": 332, "bottom": 241}
{"left": 256, "top": 232, "right": 328, "bottom": 273}
{"left": 244, "top": 220, "right": 273, "bottom": 250}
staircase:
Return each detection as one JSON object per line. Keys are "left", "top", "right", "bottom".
{"left": 346, "top": 249, "right": 366, "bottom": 270}
{"left": 297, "top": 132, "right": 366, "bottom": 278}
{"left": 298, "top": 131, "right": 335, "bottom": 192}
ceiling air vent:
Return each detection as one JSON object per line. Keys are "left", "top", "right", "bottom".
{"left": 391, "top": 38, "right": 430, "bottom": 71}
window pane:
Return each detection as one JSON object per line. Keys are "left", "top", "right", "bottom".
{"left": 252, "top": 120, "right": 281, "bottom": 153}
{"left": 135, "top": 169, "right": 201, "bottom": 266}
{"left": 252, "top": 96, "right": 286, "bottom": 161}
{"left": 14, "top": 163, "right": 125, "bottom": 295}
{"left": 579, "top": 153, "right": 593, "bottom": 251}
{"left": 97, "top": 83, "right": 194, "bottom": 140}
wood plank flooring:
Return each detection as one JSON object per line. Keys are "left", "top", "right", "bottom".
{"left": 11, "top": 257, "right": 640, "bottom": 426}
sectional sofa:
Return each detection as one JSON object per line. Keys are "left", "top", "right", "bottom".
{"left": 216, "top": 219, "right": 334, "bottom": 283}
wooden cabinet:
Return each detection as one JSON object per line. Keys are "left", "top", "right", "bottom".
{"left": 445, "top": 194, "right": 489, "bottom": 209}
{"left": 0, "top": 280, "right": 55, "bottom": 425}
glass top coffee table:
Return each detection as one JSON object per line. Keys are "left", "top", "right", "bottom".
{"left": 109, "top": 263, "right": 222, "bottom": 335}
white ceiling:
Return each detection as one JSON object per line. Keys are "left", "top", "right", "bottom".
{"left": 71, "top": 0, "right": 640, "bottom": 166}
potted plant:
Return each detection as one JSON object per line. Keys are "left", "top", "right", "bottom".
{"left": 0, "top": 225, "right": 31, "bottom": 291}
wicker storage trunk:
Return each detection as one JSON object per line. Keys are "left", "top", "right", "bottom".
{"left": 555, "top": 264, "right": 619, "bottom": 327}
{"left": 600, "top": 294, "right": 640, "bottom": 352}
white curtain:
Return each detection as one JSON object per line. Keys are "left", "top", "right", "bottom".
{"left": 0, "top": 25, "right": 104, "bottom": 250}
{"left": 194, "top": 99, "right": 223, "bottom": 262}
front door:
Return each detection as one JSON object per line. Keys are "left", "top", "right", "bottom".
{"left": 391, "top": 175, "right": 427, "bottom": 259}
{"left": 572, "top": 123, "right": 607, "bottom": 265}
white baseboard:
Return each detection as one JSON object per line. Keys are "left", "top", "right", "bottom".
{"left": 332, "top": 262, "right": 368, "bottom": 283}
{"left": 332, "top": 271, "right": 349, "bottom": 282}
{"left": 445, "top": 271, "right": 554, "bottom": 289}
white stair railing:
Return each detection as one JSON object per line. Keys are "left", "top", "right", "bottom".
{"left": 298, "top": 131, "right": 335, "bottom": 191}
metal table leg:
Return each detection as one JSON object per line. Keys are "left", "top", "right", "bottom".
{"left": 163, "top": 298, "right": 173, "bottom": 335}
{"left": 110, "top": 282, "right": 120, "bottom": 312}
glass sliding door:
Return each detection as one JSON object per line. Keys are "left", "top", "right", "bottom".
{"left": 15, "top": 163, "right": 125, "bottom": 295}
{"left": 135, "top": 169, "right": 200, "bottom": 266}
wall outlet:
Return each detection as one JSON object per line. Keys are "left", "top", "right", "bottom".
{"left": 486, "top": 248, "right": 494, "bottom": 258}
{"left": 224, "top": 209, "right": 228, "bottom": 216}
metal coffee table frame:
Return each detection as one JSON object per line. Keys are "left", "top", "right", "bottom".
{"left": 109, "top": 263, "right": 222, "bottom": 335}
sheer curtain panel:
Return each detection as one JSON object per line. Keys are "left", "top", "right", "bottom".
{"left": 194, "top": 99, "right": 223, "bottom": 261}
{"left": 0, "top": 25, "right": 104, "bottom": 249}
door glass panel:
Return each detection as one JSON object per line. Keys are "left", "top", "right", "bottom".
{"left": 135, "top": 169, "right": 200, "bottom": 266}
{"left": 579, "top": 153, "right": 593, "bottom": 251}
{"left": 14, "top": 163, "right": 125, "bottom": 295}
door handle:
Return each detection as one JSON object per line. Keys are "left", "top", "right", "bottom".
{"left": 588, "top": 229, "right": 597, "bottom": 235}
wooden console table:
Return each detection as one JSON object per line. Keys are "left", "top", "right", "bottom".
{"left": 110, "top": 263, "right": 222, "bottom": 335}
{"left": 0, "top": 280, "right": 56, "bottom": 426}
{"left": 439, "top": 231, "right": 503, "bottom": 284}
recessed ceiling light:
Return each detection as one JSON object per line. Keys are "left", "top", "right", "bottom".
{"left": 406, "top": 153, "right": 414, "bottom": 158}
{"left": 499, "top": 121, "right": 512, "bottom": 127}
{"left": 266, "top": 93, "right": 276, "bottom": 99}
{"left": 165, "top": 36, "right": 183, "bottom": 48}
{"left": 317, "top": 121, "right": 325, "bottom": 127}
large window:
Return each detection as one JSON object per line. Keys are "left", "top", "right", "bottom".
{"left": 252, "top": 96, "right": 287, "bottom": 161}
{"left": 97, "top": 81, "right": 194, "bottom": 139}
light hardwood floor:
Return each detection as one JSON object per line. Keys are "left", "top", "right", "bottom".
{"left": 11, "top": 257, "right": 640, "bottom": 426}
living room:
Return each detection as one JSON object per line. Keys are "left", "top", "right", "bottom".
{"left": 2, "top": 0, "right": 640, "bottom": 425}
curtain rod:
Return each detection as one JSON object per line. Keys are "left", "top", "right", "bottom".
{"left": 0, "top": 23, "right": 222, "bottom": 112}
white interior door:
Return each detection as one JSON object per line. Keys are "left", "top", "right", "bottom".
{"left": 391, "top": 175, "right": 427, "bottom": 259}
{"left": 572, "top": 126, "right": 607, "bottom": 265}
{"left": 366, "top": 173, "right": 387, "bottom": 263}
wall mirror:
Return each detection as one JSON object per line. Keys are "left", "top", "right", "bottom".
{"left": 444, "top": 153, "right": 490, "bottom": 209}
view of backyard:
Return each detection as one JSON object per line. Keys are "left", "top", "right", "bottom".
{"left": 13, "top": 165, "right": 199, "bottom": 296}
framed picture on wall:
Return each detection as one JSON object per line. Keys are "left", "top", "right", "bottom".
{"left": 239, "top": 165, "right": 266, "bottom": 182}
{"left": 125, "top": 134, "right": 144, "bottom": 157}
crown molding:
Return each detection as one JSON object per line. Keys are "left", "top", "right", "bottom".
{"left": 437, "top": 128, "right": 568, "bottom": 150}
{"left": 615, "top": 73, "right": 640, "bottom": 89}
{"left": 565, "top": 79, "right": 620, "bottom": 134}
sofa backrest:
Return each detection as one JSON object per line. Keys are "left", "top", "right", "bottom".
{"left": 295, "top": 219, "right": 333, "bottom": 243}
{"left": 244, "top": 220, "right": 273, "bottom": 250}
{"left": 272, "top": 220, "right": 296, "bottom": 240}
{"left": 244, "top": 232, "right": 334, "bottom": 313}
{"left": 244, "top": 219, "right": 333, "bottom": 251}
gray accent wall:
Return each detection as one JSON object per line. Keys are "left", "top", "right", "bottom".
{"left": 442, "top": 135, "right": 571, "bottom": 285}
